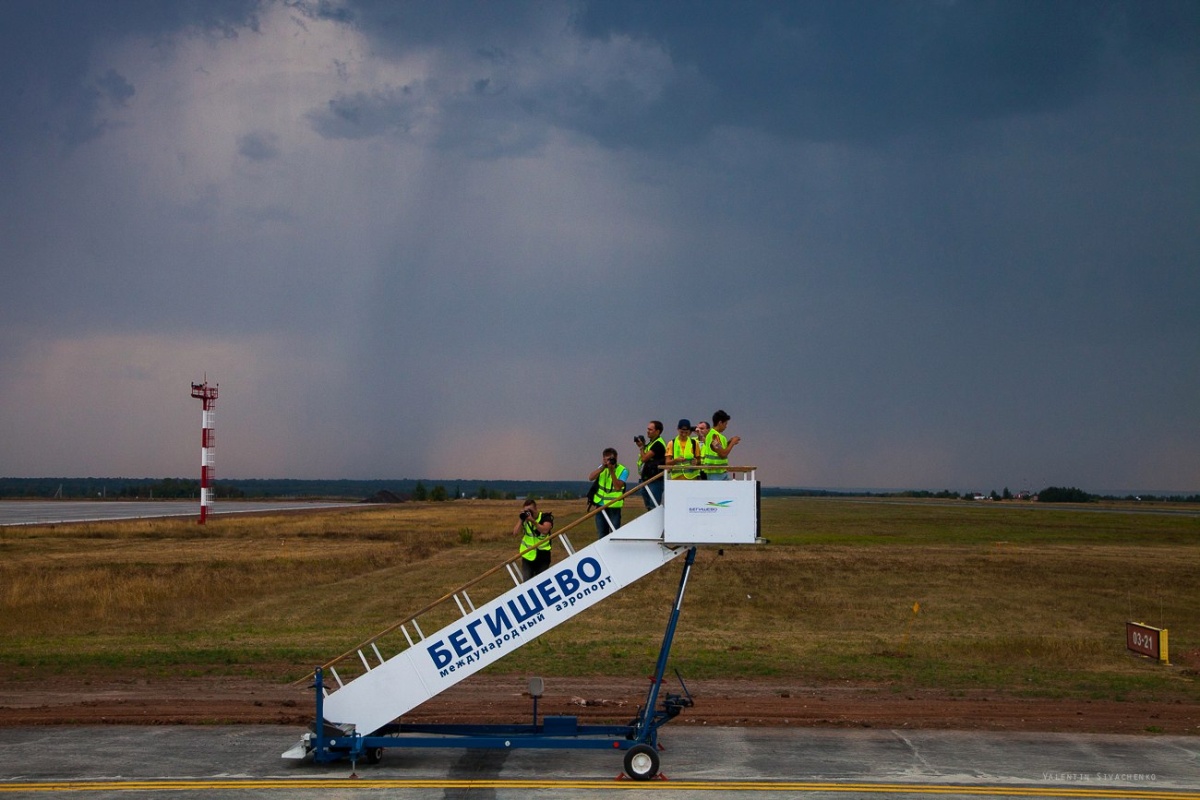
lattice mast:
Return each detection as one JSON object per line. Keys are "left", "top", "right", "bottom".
{"left": 189, "top": 379, "right": 219, "bottom": 524}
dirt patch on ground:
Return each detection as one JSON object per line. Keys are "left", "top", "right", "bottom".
{"left": 1, "top": 675, "right": 1196, "bottom": 735}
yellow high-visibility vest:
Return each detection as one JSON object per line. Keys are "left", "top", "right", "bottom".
{"left": 670, "top": 436, "right": 699, "bottom": 479}
{"left": 703, "top": 428, "right": 728, "bottom": 476}
{"left": 638, "top": 436, "right": 665, "bottom": 469}
{"left": 593, "top": 465, "right": 628, "bottom": 508}
{"left": 519, "top": 512, "right": 551, "bottom": 560}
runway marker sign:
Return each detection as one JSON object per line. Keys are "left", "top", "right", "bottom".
{"left": 1125, "top": 621, "right": 1169, "bottom": 664}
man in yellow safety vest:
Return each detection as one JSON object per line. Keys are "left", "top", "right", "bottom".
{"left": 703, "top": 409, "right": 741, "bottom": 480}
{"left": 588, "top": 447, "right": 628, "bottom": 539}
{"left": 514, "top": 498, "right": 554, "bottom": 581}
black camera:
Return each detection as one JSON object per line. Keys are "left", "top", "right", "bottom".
{"left": 605, "top": 456, "right": 616, "bottom": 466}
{"left": 634, "top": 435, "right": 646, "bottom": 446}
{"left": 520, "top": 510, "right": 532, "bottom": 521}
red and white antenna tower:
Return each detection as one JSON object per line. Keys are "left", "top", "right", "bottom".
{"left": 190, "top": 378, "right": 219, "bottom": 524}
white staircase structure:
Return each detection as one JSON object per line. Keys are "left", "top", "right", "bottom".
{"left": 297, "top": 471, "right": 759, "bottom": 741}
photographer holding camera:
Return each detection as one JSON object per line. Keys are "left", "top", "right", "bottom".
{"left": 513, "top": 498, "right": 554, "bottom": 581}
{"left": 635, "top": 420, "right": 666, "bottom": 508}
{"left": 587, "top": 447, "right": 628, "bottom": 539}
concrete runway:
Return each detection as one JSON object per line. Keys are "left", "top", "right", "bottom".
{"left": 0, "top": 500, "right": 359, "bottom": 527}
{"left": 0, "top": 725, "right": 1197, "bottom": 799}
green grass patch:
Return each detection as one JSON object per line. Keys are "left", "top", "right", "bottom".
{"left": 1, "top": 498, "right": 1197, "bottom": 705}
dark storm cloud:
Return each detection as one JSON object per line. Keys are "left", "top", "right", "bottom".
{"left": 301, "top": 0, "right": 583, "bottom": 155}
{"left": 572, "top": 0, "right": 1200, "bottom": 146}
{"left": 310, "top": 84, "right": 428, "bottom": 139}
{"left": 53, "top": 68, "right": 137, "bottom": 147}
{"left": 237, "top": 130, "right": 281, "bottom": 161}
{"left": 310, "top": 77, "right": 550, "bottom": 156}
{"left": 96, "top": 68, "right": 136, "bottom": 106}
{"left": 585, "top": 0, "right": 1200, "bottom": 141}
{"left": 0, "top": 0, "right": 262, "bottom": 153}
{"left": 295, "top": 0, "right": 555, "bottom": 50}
{"left": 304, "top": 0, "right": 1199, "bottom": 152}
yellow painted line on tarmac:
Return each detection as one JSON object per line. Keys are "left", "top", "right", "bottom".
{"left": 1, "top": 779, "right": 1197, "bottom": 798}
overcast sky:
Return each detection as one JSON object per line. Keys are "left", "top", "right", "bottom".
{"left": 1, "top": 1, "right": 1197, "bottom": 493}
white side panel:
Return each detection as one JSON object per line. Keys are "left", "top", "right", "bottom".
{"left": 663, "top": 479, "right": 758, "bottom": 544}
{"left": 322, "top": 512, "right": 682, "bottom": 735}
{"left": 608, "top": 505, "right": 664, "bottom": 539}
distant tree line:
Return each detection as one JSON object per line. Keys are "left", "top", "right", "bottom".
{"left": 1036, "top": 486, "right": 1092, "bottom": 503}
{"left": 762, "top": 485, "right": 1200, "bottom": 504}
{"left": 0, "top": 477, "right": 246, "bottom": 500}
{"left": 2, "top": 478, "right": 1196, "bottom": 504}
{"left": 0, "top": 477, "right": 590, "bottom": 501}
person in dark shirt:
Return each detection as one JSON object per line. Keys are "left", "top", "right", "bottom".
{"left": 634, "top": 420, "right": 667, "bottom": 508}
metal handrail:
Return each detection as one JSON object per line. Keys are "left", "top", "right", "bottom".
{"left": 662, "top": 465, "right": 757, "bottom": 476}
{"left": 293, "top": 471, "right": 667, "bottom": 684}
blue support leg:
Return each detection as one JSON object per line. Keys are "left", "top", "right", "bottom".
{"left": 632, "top": 546, "right": 697, "bottom": 746}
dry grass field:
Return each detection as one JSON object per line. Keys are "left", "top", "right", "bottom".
{"left": 1, "top": 496, "right": 1197, "bottom": 728}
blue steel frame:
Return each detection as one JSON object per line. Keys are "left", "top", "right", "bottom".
{"left": 305, "top": 546, "right": 698, "bottom": 766}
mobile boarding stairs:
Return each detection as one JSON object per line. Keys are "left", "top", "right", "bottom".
{"left": 284, "top": 467, "right": 761, "bottom": 781}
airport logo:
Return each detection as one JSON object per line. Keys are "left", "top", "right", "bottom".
{"left": 688, "top": 499, "right": 733, "bottom": 514}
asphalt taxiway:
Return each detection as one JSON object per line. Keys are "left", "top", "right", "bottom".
{"left": 1, "top": 725, "right": 1197, "bottom": 799}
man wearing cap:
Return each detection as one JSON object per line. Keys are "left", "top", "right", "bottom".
{"left": 665, "top": 419, "right": 701, "bottom": 479}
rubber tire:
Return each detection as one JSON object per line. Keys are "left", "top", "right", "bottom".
{"left": 623, "top": 744, "right": 660, "bottom": 781}
{"left": 363, "top": 746, "right": 383, "bottom": 765}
